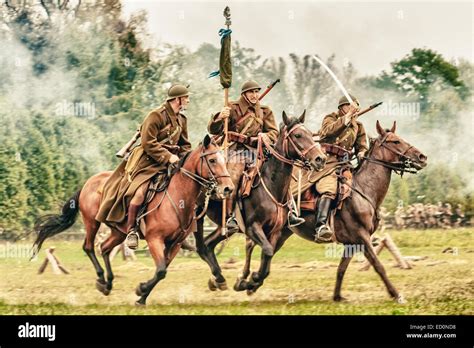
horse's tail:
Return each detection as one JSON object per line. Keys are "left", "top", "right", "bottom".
{"left": 31, "top": 190, "right": 81, "bottom": 260}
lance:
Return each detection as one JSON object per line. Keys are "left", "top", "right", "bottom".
{"left": 220, "top": 6, "right": 232, "bottom": 235}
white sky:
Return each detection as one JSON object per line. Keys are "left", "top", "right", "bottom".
{"left": 122, "top": 0, "right": 473, "bottom": 76}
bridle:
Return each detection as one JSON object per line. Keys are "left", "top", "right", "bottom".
{"left": 170, "top": 142, "right": 231, "bottom": 227}
{"left": 180, "top": 142, "right": 231, "bottom": 192}
{"left": 362, "top": 132, "right": 419, "bottom": 176}
{"left": 253, "top": 122, "right": 321, "bottom": 213}
{"left": 259, "top": 123, "right": 320, "bottom": 169}
{"left": 136, "top": 141, "right": 230, "bottom": 242}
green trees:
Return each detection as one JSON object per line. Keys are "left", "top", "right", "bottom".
{"left": 0, "top": 2, "right": 472, "bottom": 236}
{"left": 375, "top": 48, "right": 468, "bottom": 110}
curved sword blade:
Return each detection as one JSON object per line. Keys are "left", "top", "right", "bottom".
{"left": 312, "top": 55, "right": 354, "bottom": 105}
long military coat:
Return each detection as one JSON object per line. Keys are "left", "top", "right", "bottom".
{"left": 96, "top": 101, "right": 191, "bottom": 224}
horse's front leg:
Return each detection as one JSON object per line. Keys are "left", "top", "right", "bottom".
{"left": 233, "top": 237, "right": 256, "bottom": 291}
{"left": 135, "top": 237, "right": 167, "bottom": 306}
{"left": 333, "top": 244, "right": 354, "bottom": 302}
{"left": 245, "top": 227, "right": 293, "bottom": 295}
{"left": 194, "top": 214, "right": 228, "bottom": 291}
{"left": 245, "top": 221, "right": 274, "bottom": 257}
{"left": 361, "top": 233, "right": 403, "bottom": 302}
{"left": 203, "top": 225, "right": 240, "bottom": 291}
{"left": 97, "top": 228, "right": 125, "bottom": 296}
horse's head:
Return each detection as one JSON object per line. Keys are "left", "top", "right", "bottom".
{"left": 191, "top": 134, "right": 234, "bottom": 200}
{"left": 278, "top": 110, "right": 327, "bottom": 171}
{"left": 369, "top": 120, "right": 427, "bottom": 172}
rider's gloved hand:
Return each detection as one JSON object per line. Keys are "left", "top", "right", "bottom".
{"left": 344, "top": 104, "right": 360, "bottom": 125}
{"left": 169, "top": 154, "right": 180, "bottom": 164}
{"left": 228, "top": 132, "right": 248, "bottom": 144}
{"left": 217, "top": 106, "right": 231, "bottom": 121}
{"left": 357, "top": 151, "right": 366, "bottom": 162}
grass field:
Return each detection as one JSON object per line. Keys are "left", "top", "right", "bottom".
{"left": 0, "top": 228, "right": 472, "bottom": 315}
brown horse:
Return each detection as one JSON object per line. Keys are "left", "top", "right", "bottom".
{"left": 234, "top": 120, "right": 427, "bottom": 301}
{"left": 32, "top": 135, "right": 234, "bottom": 305}
{"left": 194, "top": 111, "right": 327, "bottom": 291}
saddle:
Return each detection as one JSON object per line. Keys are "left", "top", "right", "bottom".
{"left": 299, "top": 165, "right": 353, "bottom": 212}
{"left": 239, "top": 162, "right": 262, "bottom": 198}
{"left": 238, "top": 139, "right": 266, "bottom": 199}
{"left": 134, "top": 152, "right": 192, "bottom": 237}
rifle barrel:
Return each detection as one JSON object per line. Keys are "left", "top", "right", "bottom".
{"left": 356, "top": 101, "right": 383, "bottom": 118}
{"left": 259, "top": 78, "right": 280, "bottom": 100}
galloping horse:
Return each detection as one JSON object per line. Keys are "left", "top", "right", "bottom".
{"left": 32, "top": 135, "right": 234, "bottom": 305}
{"left": 194, "top": 111, "right": 327, "bottom": 291}
{"left": 235, "top": 121, "right": 427, "bottom": 301}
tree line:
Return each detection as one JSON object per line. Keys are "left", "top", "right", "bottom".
{"left": 0, "top": 1, "right": 472, "bottom": 237}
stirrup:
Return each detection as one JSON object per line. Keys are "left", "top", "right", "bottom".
{"left": 314, "top": 224, "right": 333, "bottom": 243}
{"left": 288, "top": 212, "right": 305, "bottom": 227}
{"left": 125, "top": 230, "right": 139, "bottom": 250}
{"left": 226, "top": 216, "right": 239, "bottom": 232}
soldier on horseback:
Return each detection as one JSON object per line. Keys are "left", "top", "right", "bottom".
{"left": 96, "top": 84, "right": 192, "bottom": 249}
{"left": 208, "top": 80, "right": 305, "bottom": 230}
{"left": 313, "top": 94, "right": 368, "bottom": 242}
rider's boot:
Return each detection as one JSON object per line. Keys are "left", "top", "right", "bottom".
{"left": 125, "top": 204, "right": 141, "bottom": 250}
{"left": 314, "top": 196, "right": 334, "bottom": 243}
{"left": 288, "top": 212, "right": 305, "bottom": 227}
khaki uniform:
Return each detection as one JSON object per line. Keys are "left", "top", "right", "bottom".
{"left": 96, "top": 101, "right": 191, "bottom": 224}
{"left": 208, "top": 96, "right": 278, "bottom": 145}
{"left": 208, "top": 96, "right": 278, "bottom": 190}
{"left": 291, "top": 112, "right": 368, "bottom": 199}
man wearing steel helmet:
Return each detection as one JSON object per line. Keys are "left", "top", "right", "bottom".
{"left": 96, "top": 84, "right": 192, "bottom": 249}
{"left": 311, "top": 93, "right": 368, "bottom": 242}
{"left": 208, "top": 80, "right": 304, "bottom": 230}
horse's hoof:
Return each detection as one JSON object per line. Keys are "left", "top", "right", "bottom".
{"left": 208, "top": 278, "right": 218, "bottom": 291}
{"left": 246, "top": 289, "right": 256, "bottom": 296}
{"left": 216, "top": 280, "right": 228, "bottom": 291}
{"left": 135, "top": 284, "right": 145, "bottom": 297}
{"left": 396, "top": 294, "right": 406, "bottom": 304}
{"left": 233, "top": 278, "right": 247, "bottom": 292}
{"left": 96, "top": 280, "right": 110, "bottom": 296}
{"left": 135, "top": 300, "right": 146, "bottom": 307}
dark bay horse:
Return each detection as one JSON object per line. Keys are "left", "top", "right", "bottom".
{"left": 32, "top": 135, "right": 234, "bottom": 305}
{"left": 194, "top": 111, "right": 327, "bottom": 291}
{"left": 235, "top": 121, "right": 427, "bottom": 301}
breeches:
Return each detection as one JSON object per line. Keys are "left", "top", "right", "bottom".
{"left": 315, "top": 171, "right": 338, "bottom": 199}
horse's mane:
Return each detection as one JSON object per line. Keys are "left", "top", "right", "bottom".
{"left": 169, "top": 137, "right": 219, "bottom": 176}
{"left": 353, "top": 131, "right": 391, "bottom": 175}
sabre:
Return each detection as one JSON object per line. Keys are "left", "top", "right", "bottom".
{"left": 312, "top": 55, "right": 355, "bottom": 106}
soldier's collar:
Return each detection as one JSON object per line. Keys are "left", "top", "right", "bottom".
{"left": 238, "top": 95, "right": 257, "bottom": 114}
{"left": 165, "top": 101, "right": 179, "bottom": 117}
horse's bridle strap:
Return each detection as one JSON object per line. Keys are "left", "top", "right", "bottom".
{"left": 363, "top": 134, "right": 417, "bottom": 175}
